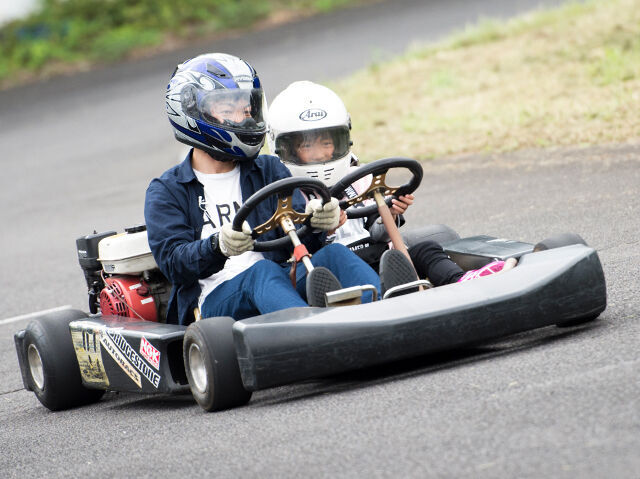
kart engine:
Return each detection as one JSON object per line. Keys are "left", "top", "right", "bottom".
{"left": 76, "top": 225, "right": 171, "bottom": 322}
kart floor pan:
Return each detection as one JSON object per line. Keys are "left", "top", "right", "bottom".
{"left": 234, "top": 245, "right": 606, "bottom": 391}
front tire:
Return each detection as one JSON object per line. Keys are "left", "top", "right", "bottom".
{"left": 533, "top": 233, "right": 601, "bottom": 328}
{"left": 183, "top": 317, "right": 251, "bottom": 412}
{"left": 533, "top": 232, "right": 587, "bottom": 252}
{"left": 22, "top": 309, "right": 105, "bottom": 411}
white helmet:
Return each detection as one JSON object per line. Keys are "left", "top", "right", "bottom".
{"left": 268, "top": 81, "right": 352, "bottom": 186}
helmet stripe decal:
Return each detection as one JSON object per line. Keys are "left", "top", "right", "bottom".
{"left": 170, "top": 120, "right": 208, "bottom": 144}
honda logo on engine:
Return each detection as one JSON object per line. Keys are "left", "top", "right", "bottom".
{"left": 299, "top": 109, "right": 327, "bottom": 121}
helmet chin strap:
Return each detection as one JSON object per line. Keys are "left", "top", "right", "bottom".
{"left": 204, "top": 149, "right": 243, "bottom": 163}
{"left": 185, "top": 137, "right": 262, "bottom": 163}
{"left": 193, "top": 146, "right": 241, "bottom": 166}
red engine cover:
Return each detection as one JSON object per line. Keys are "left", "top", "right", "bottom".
{"left": 100, "top": 276, "right": 158, "bottom": 322}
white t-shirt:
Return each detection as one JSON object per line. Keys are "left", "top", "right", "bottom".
{"left": 331, "top": 182, "right": 371, "bottom": 246}
{"left": 194, "top": 166, "right": 264, "bottom": 309}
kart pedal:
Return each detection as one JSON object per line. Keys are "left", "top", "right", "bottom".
{"left": 306, "top": 267, "right": 343, "bottom": 307}
{"left": 379, "top": 249, "right": 419, "bottom": 298}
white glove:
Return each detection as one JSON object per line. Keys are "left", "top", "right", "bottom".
{"left": 305, "top": 197, "right": 340, "bottom": 231}
{"left": 219, "top": 222, "right": 254, "bottom": 257}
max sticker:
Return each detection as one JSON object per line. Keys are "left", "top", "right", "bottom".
{"left": 140, "top": 336, "right": 160, "bottom": 370}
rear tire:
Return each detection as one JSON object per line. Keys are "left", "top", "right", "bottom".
{"left": 23, "top": 309, "right": 105, "bottom": 411}
{"left": 183, "top": 317, "right": 251, "bottom": 412}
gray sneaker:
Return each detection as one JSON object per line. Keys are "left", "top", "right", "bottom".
{"left": 379, "top": 249, "right": 419, "bottom": 298}
{"left": 306, "top": 267, "right": 343, "bottom": 307}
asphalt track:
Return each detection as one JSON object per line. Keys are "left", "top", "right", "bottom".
{"left": 1, "top": 0, "right": 638, "bottom": 477}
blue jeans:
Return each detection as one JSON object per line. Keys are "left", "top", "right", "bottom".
{"left": 200, "top": 243, "right": 380, "bottom": 320}
{"left": 293, "top": 243, "right": 380, "bottom": 303}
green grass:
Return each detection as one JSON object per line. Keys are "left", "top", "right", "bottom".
{"left": 331, "top": 0, "right": 640, "bottom": 160}
{"left": 0, "top": 0, "right": 377, "bottom": 89}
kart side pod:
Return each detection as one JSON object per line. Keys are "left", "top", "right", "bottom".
{"left": 232, "top": 244, "right": 606, "bottom": 391}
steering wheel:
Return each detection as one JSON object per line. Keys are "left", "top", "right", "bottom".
{"left": 329, "top": 157, "right": 423, "bottom": 219}
{"left": 232, "top": 176, "right": 331, "bottom": 252}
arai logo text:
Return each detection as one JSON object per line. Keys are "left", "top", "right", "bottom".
{"left": 299, "top": 109, "right": 327, "bottom": 121}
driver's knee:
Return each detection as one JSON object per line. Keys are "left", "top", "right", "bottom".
{"left": 246, "top": 259, "right": 290, "bottom": 283}
{"left": 317, "top": 242, "right": 380, "bottom": 288}
{"left": 244, "top": 259, "right": 300, "bottom": 301}
{"left": 244, "top": 259, "right": 291, "bottom": 288}
{"left": 310, "top": 243, "right": 351, "bottom": 269}
{"left": 318, "top": 242, "right": 350, "bottom": 260}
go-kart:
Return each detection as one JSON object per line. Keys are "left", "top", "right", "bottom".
{"left": 14, "top": 158, "right": 607, "bottom": 412}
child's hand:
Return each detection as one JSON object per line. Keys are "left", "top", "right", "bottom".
{"left": 390, "top": 194, "right": 414, "bottom": 216}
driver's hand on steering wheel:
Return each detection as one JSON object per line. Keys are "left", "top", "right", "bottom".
{"left": 390, "top": 194, "right": 414, "bottom": 217}
{"left": 327, "top": 209, "right": 348, "bottom": 235}
{"left": 306, "top": 197, "right": 341, "bottom": 231}
{"left": 219, "top": 221, "right": 254, "bottom": 256}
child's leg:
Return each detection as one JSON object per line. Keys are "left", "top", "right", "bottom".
{"left": 408, "top": 240, "right": 464, "bottom": 286}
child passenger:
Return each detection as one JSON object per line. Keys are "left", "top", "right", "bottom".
{"left": 268, "top": 81, "right": 513, "bottom": 291}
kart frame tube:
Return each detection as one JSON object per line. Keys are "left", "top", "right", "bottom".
{"left": 233, "top": 245, "right": 606, "bottom": 391}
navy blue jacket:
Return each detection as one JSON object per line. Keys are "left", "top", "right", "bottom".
{"left": 144, "top": 150, "right": 325, "bottom": 325}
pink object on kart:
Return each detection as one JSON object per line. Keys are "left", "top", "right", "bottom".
{"left": 457, "top": 260, "right": 506, "bottom": 282}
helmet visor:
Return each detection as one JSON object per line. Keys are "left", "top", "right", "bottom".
{"left": 276, "top": 126, "right": 351, "bottom": 165}
{"left": 182, "top": 87, "right": 266, "bottom": 132}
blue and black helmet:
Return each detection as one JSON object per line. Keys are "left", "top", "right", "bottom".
{"left": 166, "top": 53, "right": 267, "bottom": 162}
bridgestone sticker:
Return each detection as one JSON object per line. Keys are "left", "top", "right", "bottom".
{"left": 100, "top": 329, "right": 141, "bottom": 388}
{"left": 100, "top": 328, "right": 161, "bottom": 388}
